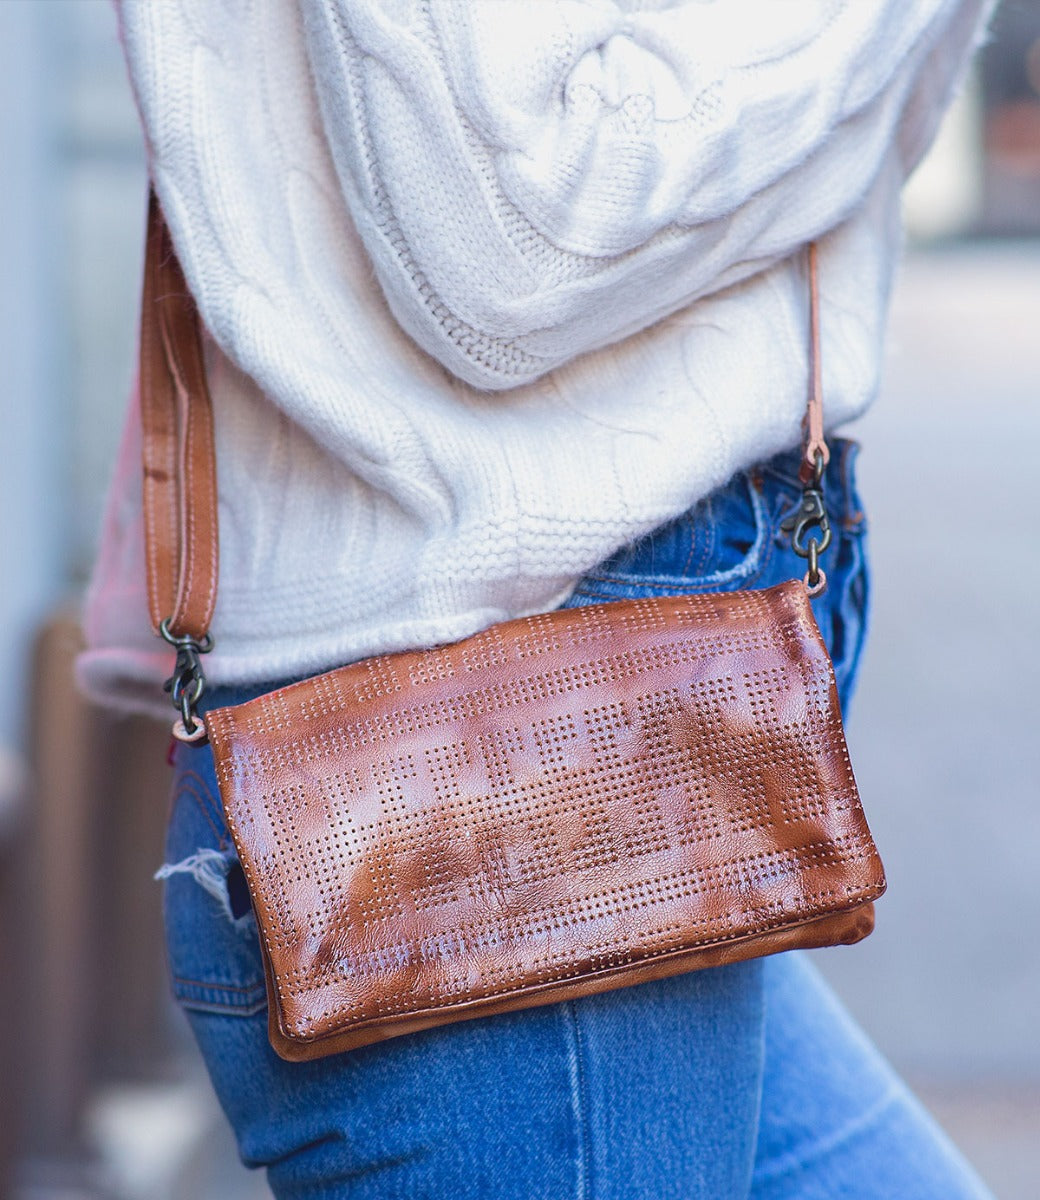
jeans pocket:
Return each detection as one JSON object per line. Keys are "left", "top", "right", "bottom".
{"left": 567, "top": 469, "right": 775, "bottom": 604}
{"left": 160, "top": 747, "right": 268, "bottom": 1015}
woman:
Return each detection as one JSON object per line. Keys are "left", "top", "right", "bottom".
{"left": 81, "top": 2, "right": 996, "bottom": 1196}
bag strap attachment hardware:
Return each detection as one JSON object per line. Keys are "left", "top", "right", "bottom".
{"left": 780, "top": 239, "right": 832, "bottom": 597}
{"left": 160, "top": 618, "right": 213, "bottom": 741}
{"left": 780, "top": 447, "right": 832, "bottom": 595}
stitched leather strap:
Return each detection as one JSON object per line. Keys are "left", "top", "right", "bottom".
{"left": 800, "top": 240, "right": 830, "bottom": 484}
{"left": 140, "top": 190, "right": 219, "bottom": 641}
{"left": 138, "top": 195, "right": 826, "bottom": 644}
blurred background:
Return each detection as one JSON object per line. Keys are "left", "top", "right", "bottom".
{"left": 1, "top": 2, "right": 1038, "bottom": 1197}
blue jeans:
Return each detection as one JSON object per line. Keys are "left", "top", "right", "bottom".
{"left": 161, "top": 440, "right": 991, "bottom": 1199}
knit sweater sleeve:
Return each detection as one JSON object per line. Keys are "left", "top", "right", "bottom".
{"left": 300, "top": 0, "right": 991, "bottom": 389}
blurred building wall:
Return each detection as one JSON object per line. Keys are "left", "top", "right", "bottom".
{"left": 0, "top": 0, "right": 145, "bottom": 756}
{"left": 0, "top": 2, "right": 66, "bottom": 755}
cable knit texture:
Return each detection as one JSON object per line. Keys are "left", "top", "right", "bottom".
{"left": 80, "top": 0, "right": 993, "bottom": 716}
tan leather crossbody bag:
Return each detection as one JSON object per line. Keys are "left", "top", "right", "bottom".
{"left": 142, "top": 194, "right": 885, "bottom": 1061}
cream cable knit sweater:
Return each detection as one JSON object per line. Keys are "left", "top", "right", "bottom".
{"left": 80, "top": 0, "right": 992, "bottom": 715}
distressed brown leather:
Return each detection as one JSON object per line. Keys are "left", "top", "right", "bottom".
{"left": 140, "top": 191, "right": 219, "bottom": 641}
{"left": 206, "top": 580, "right": 885, "bottom": 1061}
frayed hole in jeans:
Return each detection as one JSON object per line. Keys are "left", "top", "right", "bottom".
{"left": 155, "top": 847, "right": 255, "bottom": 929}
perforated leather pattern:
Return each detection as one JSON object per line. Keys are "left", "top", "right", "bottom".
{"left": 207, "top": 581, "right": 884, "bottom": 1058}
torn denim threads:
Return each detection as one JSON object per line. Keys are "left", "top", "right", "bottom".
{"left": 160, "top": 763, "right": 265, "bottom": 1015}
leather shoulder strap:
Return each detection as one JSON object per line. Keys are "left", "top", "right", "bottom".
{"left": 801, "top": 240, "right": 830, "bottom": 483}
{"left": 140, "top": 190, "right": 219, "bottom": 641}
{"left": 138, "top": 194, "right": 826, "bottom": 645}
